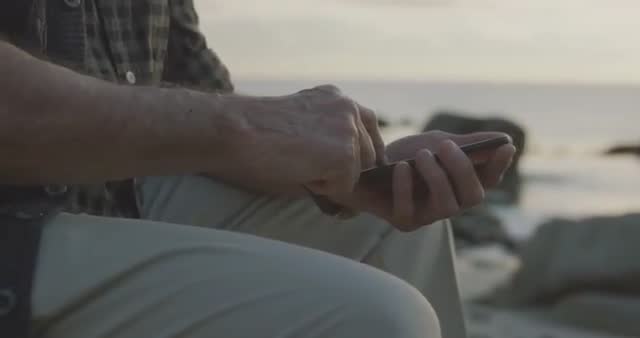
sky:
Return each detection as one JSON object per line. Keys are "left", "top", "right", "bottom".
{"left": 195, "top": 0, "right": 640, "bottom": 85}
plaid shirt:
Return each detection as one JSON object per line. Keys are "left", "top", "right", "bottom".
{"left": 3, "top": 0, "right": 233, "bottom": 218}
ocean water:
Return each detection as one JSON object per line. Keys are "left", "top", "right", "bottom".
{"left": 235, "top": 80, "right": 640, "bottom": 239}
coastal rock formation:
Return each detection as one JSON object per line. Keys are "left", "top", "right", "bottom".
{"left": 604, "top": 144, "right": 640, "bottom": 156}
{"left": 481, "top": 213, "right": 640, "bottom": 337}
{"left": 423, "top": 111, "right": 526, "bottom": 204}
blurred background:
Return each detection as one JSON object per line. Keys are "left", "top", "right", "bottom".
{"left": 195, "top": 1, "right": 639, "bottom": 336}
{"left": 195, "top": 0, "right": 640, "bottom": 239}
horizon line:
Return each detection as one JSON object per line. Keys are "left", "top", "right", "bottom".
{"left": 232, "top": 77, "right": 640, "bottom": 89}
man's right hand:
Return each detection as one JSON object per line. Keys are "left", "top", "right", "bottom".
{"left": 226, "top": 85, "right": 385, "bottom": 197}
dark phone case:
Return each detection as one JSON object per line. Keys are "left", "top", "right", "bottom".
{"left": 358, "top": 136, "right": 510, "bottom": 197}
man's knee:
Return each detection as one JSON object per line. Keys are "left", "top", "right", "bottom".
{"left": 328, "top": 266, "right": 442, "bottom": 338}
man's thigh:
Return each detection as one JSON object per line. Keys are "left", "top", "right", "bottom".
{"left": 31, "top": 213, "right": 440, "bottom": 338}
{"left": 137, "top": 175, "right": 388, "bottom": 260}
{"left": 138, "top": 175, "right": 467, "bottom": 338}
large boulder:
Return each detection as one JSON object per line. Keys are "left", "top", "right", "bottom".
{"left": 423, "top": 111, "right": 526, "bottom": 203}
{"left": 480, "top": 213, "right": 640, "bottom": 336}
{"left": 488, "top": 213, "right": 640, "bottom": 305}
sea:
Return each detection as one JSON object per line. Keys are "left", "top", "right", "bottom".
{"left": 235, "top": 79, "right": 640, "bottom": 240}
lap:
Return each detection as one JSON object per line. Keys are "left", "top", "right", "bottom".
{"left": 137, "top": 175, "right": 466, "bottom": 338}
{"left": 137, "top": 175, "right": 388, "bottom": 259}
{"left": 31, "top": 213, "right": 440, "bottom": 338}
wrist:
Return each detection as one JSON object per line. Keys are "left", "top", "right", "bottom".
{"left": 125, "top": 87, "right": 254, "bottom": 175}
{"left": 186, "top": 91, "right": 257, "bottom": 173}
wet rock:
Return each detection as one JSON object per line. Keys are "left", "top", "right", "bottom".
{"left": 488, "top": 213, "right": 640, "bottom": 306}
{"left": 480, "top": 213, "right": 640, "bottom": 336}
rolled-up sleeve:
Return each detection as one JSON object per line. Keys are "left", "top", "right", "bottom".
{"left": 163, "top": 0, "right": 234, "bottom": 92}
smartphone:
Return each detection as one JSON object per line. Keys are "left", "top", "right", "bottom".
{"left": 358, "top": 135, "right": 511, "bottom": 195}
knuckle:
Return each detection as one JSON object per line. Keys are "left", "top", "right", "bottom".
{"left": 328, "top": 98, "right": 358, "bottom": 122}
{"left": 327, "top": 113, "right": 357, "bottom": 138}
{"left": 359, "top": 105, "right": 377, "bottom": 121}
{"left": 338, "top": 97, "right": 359, "bottom": 115}
{"left": 314, "top": 84, "right": 342, "bottom": 96}
{"left": 414, "top": 155, "right": 432, "bottom": 174}
{"left": 338, "top": 120, "right": 359, "bottom": 138}
{"left": 437, "top": 139, "right": 454, "bottom": 154}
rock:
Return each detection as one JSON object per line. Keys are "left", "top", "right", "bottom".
{"left": 451, "top": 205, "right": 517, "bottom": 251}
{"left": 604, "top": 144, "right": 640, "bottom": 156}
{"left": 423, "top": 112, "right": 526, "bottom": 203}
{"left": 550, "top": 292, "right": 640, "bottom": 337}
{"left": 464, "top": 303, "right": 626, "bottom": 338}
{"left": 476, "top": 213, "right": 640, "bottom": 335}
{"left": 377, "top": 117, "right": 390, "bottom": 128}
{"left": 483, "top": 213, "right": 640, "bottom": 306}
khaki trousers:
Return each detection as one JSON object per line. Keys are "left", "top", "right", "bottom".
{"left": 30, "top": 175, "right": 466, "bottom": 338}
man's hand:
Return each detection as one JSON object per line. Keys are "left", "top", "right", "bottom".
{"left": 217, "top": 86, "right": 514, "bottom": 233}
{"left": 292, "top": 85, "right": 386, "bottom": 196}
{"left": 334, "top": 131, "right": 517, "bottom": 231}
{"left": 220, "top": 85, "right": 386, "bottom": 196}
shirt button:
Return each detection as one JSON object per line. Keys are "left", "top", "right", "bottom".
{"left": 64, "top": 0, "right": 82, "bottom": 8}
{"left": 0, "top": 289, "right": 17, "bottom": 317}
{"left": 125, "top": 71, "right": 137, "bottom": 85}
{"left": 44, "top": 184, "right": 68, "bottom": 197}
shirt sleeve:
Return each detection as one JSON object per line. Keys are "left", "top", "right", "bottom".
{"left": 163, "top": 0, "right": 234, "bottom": 92}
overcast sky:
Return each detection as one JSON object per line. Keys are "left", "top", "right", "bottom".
{"left": 195, "top": 0, "right": 640, "bottom": 84}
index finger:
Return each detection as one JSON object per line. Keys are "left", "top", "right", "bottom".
{"left": 357, "top": 103, "right": 387, "bottom": 166}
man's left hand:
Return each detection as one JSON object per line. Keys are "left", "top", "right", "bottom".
{"left": 335, "top": 131, "right": 517, "bottom": 231}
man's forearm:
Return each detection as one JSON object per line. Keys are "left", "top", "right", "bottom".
{"left": 0, "top": 41, "right": 249, "bottom": 184}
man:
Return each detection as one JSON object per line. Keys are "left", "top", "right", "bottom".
{"left": 0, "top": 1, "right": 515, "bottom": 337}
